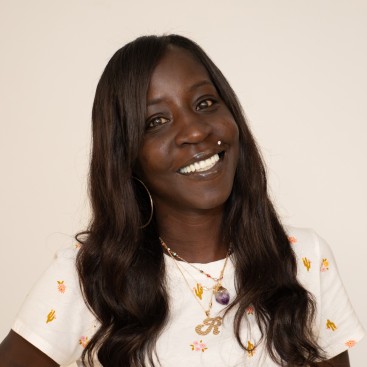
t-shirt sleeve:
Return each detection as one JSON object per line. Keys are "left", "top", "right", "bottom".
{"left": 12, "top": 245, "right": 98, "bottom": 366}
{"left": 314, "top": 232, "right": 365, "bottom": 359}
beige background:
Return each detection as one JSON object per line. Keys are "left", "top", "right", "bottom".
{"left": 0, "top": 0, "right": 366, "bottom": 365}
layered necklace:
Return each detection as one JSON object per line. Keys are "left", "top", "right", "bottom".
{"left": 160, "top": 237, "right": 231, "bottom": 336}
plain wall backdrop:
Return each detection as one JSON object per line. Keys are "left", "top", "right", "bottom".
{"left": 0, "top": 0, "right": 366, "bottom": 365}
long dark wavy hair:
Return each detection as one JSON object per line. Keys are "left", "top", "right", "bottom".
{"left": 76, "top": 35, "right": 324, "bottom": 366}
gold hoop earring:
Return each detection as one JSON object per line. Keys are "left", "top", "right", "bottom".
{"left": 132, "top": 177, "right": 154, "bottom": 228}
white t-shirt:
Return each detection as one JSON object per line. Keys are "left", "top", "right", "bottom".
{"left": 13, "top": 227, "right": 365, "bottom": 366}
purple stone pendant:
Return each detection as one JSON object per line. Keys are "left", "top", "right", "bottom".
{"left": 214, "top": 286, "right": 230, "bottom": 305}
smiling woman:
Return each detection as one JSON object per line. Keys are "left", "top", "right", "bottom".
{"left": 0, "top": 35, "right": 364, "bottom": 367}
{"left": 138, "top": 46, "right": 239, "bottom": 220}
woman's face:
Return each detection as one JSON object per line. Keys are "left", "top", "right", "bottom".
{"left": 137, "top": 46, "right": 239, "bottom": 215}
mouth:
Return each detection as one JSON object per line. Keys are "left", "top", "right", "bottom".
{"left": 178, "top": 151, "right": 225, "bottom": 174}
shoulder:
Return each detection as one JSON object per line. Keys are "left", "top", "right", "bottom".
{"left": 53, "top": 245, "right": 81, "bottom": 278}
{"left": 284, "top": 225, "right": 319, "bottom": 247}
{"left": 24, "top": 245, "right": 82, "bottom": 298}
{"left": 283, "top": 226, "right": 336, "bottom": 286}
{"left": 284, "top": 226, "right": 330, "bottom": 261}
{"left": 12, "top": 243, "right": 98, "bottom": 365}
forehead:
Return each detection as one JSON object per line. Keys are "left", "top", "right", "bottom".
{"left": 147, "top": 46, "right": 212, "bottom": 98}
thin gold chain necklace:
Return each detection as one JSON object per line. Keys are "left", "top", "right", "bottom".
{"left": 160, "top": 238, "right": 231, "bottom": 305}
{"left": 161, "top": 238, "right": 231, "bottom": 336}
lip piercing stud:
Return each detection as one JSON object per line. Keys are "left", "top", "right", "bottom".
{"left": 217, "top": 140, "right": 222, "bottom": 146}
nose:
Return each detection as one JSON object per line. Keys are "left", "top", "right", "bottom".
{"left": 174, "top": 109, "right": 212, "bottom": 146}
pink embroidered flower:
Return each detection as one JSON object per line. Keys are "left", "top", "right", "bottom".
{"left": 190, "top": 340, "right": 208, "bottom": 352}
{"left": 320, "top": 258, "right": 329, "bottom": 272}
{"left": 57, "top": 280, "right": 66, "bottom": 293}
{"left": 79, "top": 336, "right": 89, "bottom": 348}
{"left": 246, "top": 306, "right": 254, "bottom": 315}
{"left": 288, "top": 236, "right": 297, "bottom": 244}
{"left": 345, "top": 340, "right": 356, "bottom": 348}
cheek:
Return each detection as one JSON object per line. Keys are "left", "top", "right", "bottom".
{"left": 221, "top": 115, "right": 239, "bottom": 144}
{"left": 137, "top": 140, "right": 170, "bottom": 179}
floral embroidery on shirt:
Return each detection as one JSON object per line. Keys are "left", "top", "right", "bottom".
{"left": 79, "top": 336, "right": 89, "bottom": 348}
{"left": 326, "top": 319, "right": 337, "bottom": 331}
{"left": 302, "top": 257, "right": 311, "bottom": 271}
{"left": 320, "top": 258, "right": 329, "bottom": 272}
{"left": 46, "top": 309, "right": 56, "bottom": 323}
{"left": 288, "top": 236, "right": 297, "bottom": 244}
{"left": 193, "top": 283, "right": 204, "bottom": 300}
{"left": 345, "top": 340, "right": 357, "bottom": 348}
{"left": 75, "top": 243, "right": 81, "bottom": 249}
{"left": 246, "top": 306, "right": 254, "bottom": 315}
{"left": 247, "top": 341, "right": 255, "bottom": 357}
{"left": 190, "top": 340, "right": 208, "bottom": 352}
{"left": 57, "top": 280, "right": 66, "bottom": 293}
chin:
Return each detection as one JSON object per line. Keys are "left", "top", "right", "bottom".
{"left": 185, "top": 191, "right": 232, "bottom": 211}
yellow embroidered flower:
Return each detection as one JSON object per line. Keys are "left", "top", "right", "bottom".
{"left": 321, "top": 258, "right": 329, "bottom": 272}
{"left": 193, "top": 283, "right": 204, "bottom": 300}
{"left": 46, "top": 309, "right": 56, "bottom": 323}
{"left": 326, "top": 319, "right": 337, "bottom": 331}
{"left": 247, "top": 341, "right": 255, "bottom": 357}
{"left": 302, "top": 257, "right": 311, "bottom": 271}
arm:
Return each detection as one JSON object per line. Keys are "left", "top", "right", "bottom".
{"left": 0, "top": 330, "right": 59, "bottom": 367}
{"left": 316, "top": 351, "right": 350, "bottom": 367}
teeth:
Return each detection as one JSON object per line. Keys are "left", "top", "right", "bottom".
{"left": 179, "top": 154, "right": 220, "bottom": 174}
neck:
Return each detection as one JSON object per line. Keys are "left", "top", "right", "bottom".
{"left": 155, "top": 205, "right": 228, "bottom": 263}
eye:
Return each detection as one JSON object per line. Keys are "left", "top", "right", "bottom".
{"left": 146, "top": 116, "right": 169, "bottom": 129}
{"left": 195, "top": 98, "right": 216, "bottom": 111}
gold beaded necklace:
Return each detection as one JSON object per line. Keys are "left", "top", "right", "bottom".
{"left": 160, "top": 238, "right": 231, "bottom": 336}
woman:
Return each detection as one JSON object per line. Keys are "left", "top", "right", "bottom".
{"left": 0, "top": 35, "right": 364, "bottom": 366}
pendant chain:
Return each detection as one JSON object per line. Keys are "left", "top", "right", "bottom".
{"left": 160, "top": 237, "right": 231, "bottom": 283}
{"left": 168, "top": 252, "right": 214, "bottom": 317}
{"left": 160, "top": 237, "right": 231, "bottom": 317}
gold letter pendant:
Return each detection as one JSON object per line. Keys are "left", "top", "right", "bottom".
{"left": 195, "top": 316, "right": 222, "bottom": 335}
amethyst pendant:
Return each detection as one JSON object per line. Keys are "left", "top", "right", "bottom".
{"left": 214, "top": 286, "right": 230, "bottom": 305}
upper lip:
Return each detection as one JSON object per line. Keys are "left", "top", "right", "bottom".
{"left": 177, "top": 148, "right": 225, "bottom": 172}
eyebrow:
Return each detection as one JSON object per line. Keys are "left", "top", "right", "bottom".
{"left": 146, "top": 80, "right": 214, "bottom": 107}
{"left": 188, "top": 79, "right": 213, "bottom": 92}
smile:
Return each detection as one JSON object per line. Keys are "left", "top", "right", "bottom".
{"left": 179, "top": 152, "right": 224, "bottom": 174}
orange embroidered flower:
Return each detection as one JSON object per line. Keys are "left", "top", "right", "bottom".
{"left": 79, "top": 336, "right": 89, "bottom": 348}
{"left": 57, "top": 280, "right": 66, "bottom": 293}
{"left": 288, "top": 236, "right": 297, "bottom": 244}
{"left": 190, "top": 340, "right": 208, "bottom": 352}
{"left": 75, "top": 243, "right": 81, "bottom": 249}
{"left": 345, "top": 340, "right": 356, "bottom": 348}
